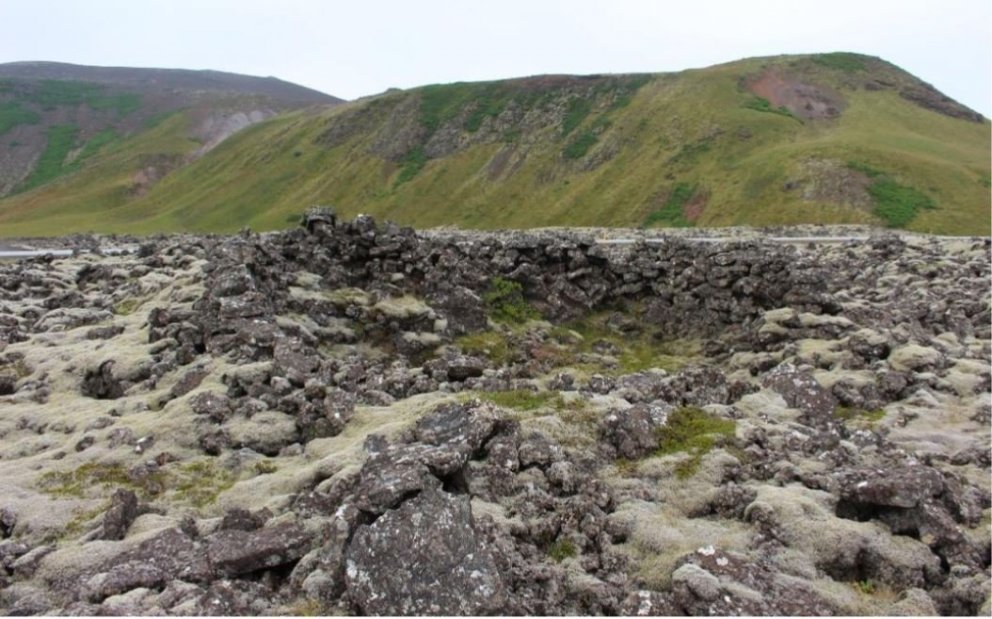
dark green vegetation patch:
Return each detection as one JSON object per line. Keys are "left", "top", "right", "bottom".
{"left": 412, "top": 76, "right": 652, "bottom": 168}
{"left": 484, "top": 276, "right": 540, "bottom": 324}
{"left": 77, "top": 128, "right": 119, "bottom": 161}
{"left": 847, "top": 161, "right": 936, "bottom": 227}
{"left": 743, "top": 96, "right": 797, "bottom": 120}
{"left": 868, "top": 179, "right": 935, "bottom": 228}
{"left": 31, "top": 80, "right": 141, "bottom": 117}
{"left": 563, "top": 131, "right": 598, "bottom": 160}
{"left": 812, "top": 52, "right": 869, "bottom": 72}
{"left": 0, "top": 101, "right": 40, "bottom": 135}
{"left": 562, "top": 98, "right": 593, "bottom": 136}
{"left": 644, "top": 183, "right": 697, "bottom": 228}
{"left": 420, "top": 82, "right": 508, "bottom": 134}
{"left": 18, "top": 124, "right": 79, "bottom": 191}
{"left": 396, "top": 145, "right": 428, "bottom": 185}
{"left": 16, "top": 125, "right": 121, "bottom": 193}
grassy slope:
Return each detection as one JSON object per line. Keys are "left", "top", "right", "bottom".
{"left": 0, "top": 54, "right": 988, "bottom": 236}
{"left": 0, "top": 112, "right": 198, "bottom": 233}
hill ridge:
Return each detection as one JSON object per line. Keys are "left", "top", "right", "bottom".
{"left": 0, "top": 61, "right": 345, "bottom": 199}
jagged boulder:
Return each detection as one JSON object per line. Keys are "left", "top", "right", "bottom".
{"left": 600, "top": 404, "right": 662, "bottom": 459}
{"left": 836, "top": 466, "right": 945, "bottom": 509}
{"left": 345, "top": 488, "right": 506, "bottom": 615}
{"left": 100, "top": 489, "right": 139, "bottom": 541}
{"left": 762, "top": 363, "right": 837, "bottom": 426}
{"left": 206, "top": 521, "right": 312, "bottom": 578}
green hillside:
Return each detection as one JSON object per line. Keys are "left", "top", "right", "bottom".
{"left": 0, "top": 53, "right": 988, "bottom": 236}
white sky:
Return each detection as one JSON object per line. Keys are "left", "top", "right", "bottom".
{"left": 1, "top": 0, "right": 990, "bottom": 116}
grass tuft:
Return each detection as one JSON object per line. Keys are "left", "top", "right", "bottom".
{"left": 38, "top": 462, "right": 165, "bottom": 499}
{"left": 846, "top": 160, "right": 883, "bottom": 178}
{"left": 455, "top": 330, "right": 514, "bottom": 365}
{"left": 289, "top": 599, "right": 330, "bottom": 617}
{"left": 547, "top": 538, "right": 578, "bottom": 562}
{"left": 113, "top": 297, "right": 143, "bottom": 315}
{"left": 59, "top": 503, "right": 110, "bottom": 540}
{"left": 834, "top": 406, "right": 885, "bottom": 421}
{"left": 254, "top": 459, "right": 279, "bottom": 475}
{"left": 655, "top": 406, "right": 736, "bottom": 479}
{"left": 615, "top": 457, "right": 639, "bottom": 477}
{"left": 835, "top": 406, "right": 885, "bottom": 424}
{"left": 481, "top": 389, "right": 563, "bottom": 411}
{"left": 171, "top": 460, "right": 236, "bottom": 508}
{"left": 854, "top": 579, "right": 877, "bottom": 595}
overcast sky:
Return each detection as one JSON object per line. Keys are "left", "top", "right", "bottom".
{"left": 1, "top": 0, "right": 989, "bottom": 116}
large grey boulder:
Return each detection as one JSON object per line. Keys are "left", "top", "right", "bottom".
{"left": 411, "top": 400, "right": 500, "bottom": 452}
{"left": 345, "top": 488, "right": 506, "bottom": 615}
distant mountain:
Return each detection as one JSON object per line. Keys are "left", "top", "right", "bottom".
{"left": 0, "top": 61, "right": 341, "bottom": 200}
{"left": 0, "top": 61, "right": 337, "bottom": 103}
{"left": 0, "top": 53, "right": 987, "bottom": 237}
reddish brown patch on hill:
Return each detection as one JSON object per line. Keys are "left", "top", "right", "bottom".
{"left": 683, "top": 190, "right": 708, "bottom": 222}
{"left": 747, "top": 71, "right": 845, "bottom": 120}
{"left": 486, "top": 145, "right": 525, "bottom": 181}
{"left": 127, "top": 154, "right": 183, "bottom": 197}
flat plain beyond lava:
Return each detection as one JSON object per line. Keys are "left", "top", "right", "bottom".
{"left": 0, "top": 218, "right": 989, "bottom": 616}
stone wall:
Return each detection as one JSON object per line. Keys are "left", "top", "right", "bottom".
{"left": 221, "top": 215, "right": 839, "bottom": 337}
